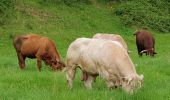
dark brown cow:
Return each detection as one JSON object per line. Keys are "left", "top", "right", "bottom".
{"left": 134, "top": 30, "right": 157, "bottom": 57}
{"left": 13, "top": 34, "right": 65, "bottom": 71}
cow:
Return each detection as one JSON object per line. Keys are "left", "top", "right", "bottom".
{"left": 134, "top": 30, "right": 156, "bottom": 57}
{"left": 66, "top": 38, "right": 143, "bottom": 93}
{"left": 13, "top": 34, "right": 65, "bottom": 71}
{"left": 93, "top": 33, "right": 128, "bottom": 52}
{"left": 80, "top": 33, "right": 129, "bottom": 82}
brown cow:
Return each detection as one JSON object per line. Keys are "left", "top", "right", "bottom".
{"left": 134, "top": 30, "right": 157, "bottom": 57}
{"left": 13, "top": 34, "right": 65, "bottom": 71}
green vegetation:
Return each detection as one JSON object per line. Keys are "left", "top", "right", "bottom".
{"left": 0, "top": 0, "right": 170, "bottom": 100}
{"left": 114, "top": 0, "right": 170, "bottom": 32}
{"left": 0, "top": 0, "right": 15, "bottom": 25}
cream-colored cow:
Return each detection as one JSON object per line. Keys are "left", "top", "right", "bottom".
{"left": 80, "top": 33, "right": 129, "bottom": 81}
{"left": 93, "top": 33, "right": 128, "bottom": 53}
{"left": 66, "top": 38, "right": 143, "bottom": 93}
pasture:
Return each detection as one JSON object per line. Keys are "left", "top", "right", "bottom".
{"left": 0, "top": 0, "right": 170, "bottom": 100}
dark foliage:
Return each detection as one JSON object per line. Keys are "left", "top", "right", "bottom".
{"left": 0, "top": 0, "right": 15, "bottom": 25}
{"left": 40, "top": 0, "right": 92, "bottom": 6}
{"left": 114, "top": 0, "right": 170, "bottom": 32}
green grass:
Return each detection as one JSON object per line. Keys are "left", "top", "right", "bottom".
{"left": 0, "top": 0, "right": 170, "bottom": 100}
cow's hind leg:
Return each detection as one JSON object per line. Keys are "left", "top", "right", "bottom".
{"left": 66, "top": 65, "right": 77, "bottom": 89}
{"left": 17, "top": 52, "right": 26, "bottom": 69}
{"left": 81, "top": 71, "right": 88, "bottom": 81}
{"left": 84, "top": 74, "right": 94, "bottom": 89}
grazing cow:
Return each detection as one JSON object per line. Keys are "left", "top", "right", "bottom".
{"left": 80, "top": 33, "right": 129, "bottom": 81}
{"left": 93, "top": 33, "right": 128, "bottom": 52}
{"left": 66, "top": 38, "right": 143, "bottom": 93}
{"left": 134, "top": 30, "right": 156, "bottom": 57}
{"left": 13, "top": 34, "right": 65, "bottom": 71}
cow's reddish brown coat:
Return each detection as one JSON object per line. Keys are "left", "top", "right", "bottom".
{"left": 13, "top": 34, "right": 65, "bottom": 71}
{"left": 134, "top": 30, "right": 156, "bottom": 57}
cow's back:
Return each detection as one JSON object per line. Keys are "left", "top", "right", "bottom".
{"left": 20, "top": 35, "right": 42, "bottom": 56}
{"left": 136, "top": 30, "right": 154, "bottom": 48}
{"left": 83, "top": 40, "right": 135, "bottom": 76}
{"left": 69, "top": 38, "right": 133, "bottom": 76}
{"left": 13, "top": 35, "right": 29, "bottom": 52}
{"left": 93, "top": 33, "right": 128, "bottom": 52}
{"left": 66, "top": 38, "right": 91, "bottom": 65}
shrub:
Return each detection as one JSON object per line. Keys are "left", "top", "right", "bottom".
{"left": 114, "top": 0, "right": 170, "bottom": 32}
{"left": 40, "top": 0, "right": 92, "bottom": 6}
{"left": 0, "top": 0, "right": 16, "bottom": 25}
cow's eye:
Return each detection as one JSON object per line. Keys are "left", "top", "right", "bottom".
{"left": 53, "top": 62, "right": 57, "bottom": 65}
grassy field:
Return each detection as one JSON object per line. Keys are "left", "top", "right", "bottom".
{"left": 0, "top": 1, "right": 170, "bottom": 100}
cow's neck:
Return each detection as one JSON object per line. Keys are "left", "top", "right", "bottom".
{"left": 52, "top": 49, "right": 61, "bottom": 61}
{"left": 120, "top": 59, "right": 137, "bottom": 77}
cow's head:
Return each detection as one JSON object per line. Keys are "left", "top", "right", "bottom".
{"left": 140, "top": 48, "right": 157, "bottom": 57}
{"left": 50, "top": 57, "right": 65, "bottom": 71}
{"left": 122, "top": 74, "right": 144, "bottom": 94}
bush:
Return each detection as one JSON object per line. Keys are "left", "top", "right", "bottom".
{"left": 40, "top": 0, "right": 92, "bottom": 6}
{"left": 97, "top": 0, "right": 126, "bottom": 3}
{"left": 114, "top": 0, "right": 170, "bottom": 32}
{"left": 0, "top": 0, "right": 16, "bottom": 25}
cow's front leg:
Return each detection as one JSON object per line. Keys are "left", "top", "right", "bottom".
{"left": 106, "top": 80, "right": 115, "bottom": 90}
{"left": 37, "top": 58, "right": 42, "bottom": 71}
{"left": 84, "top": 75, "right": 94, "bottom": 89}
{"left": 66, "top": 66, "right": 76, "bottom": 89}
{"left": 17, "top": 53, "right": 26, "bottom": 69}
{"left": 36, "top": 54, "right": 42, "bottom": 71}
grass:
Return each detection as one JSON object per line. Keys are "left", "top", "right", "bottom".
{"left": 0, "top": 0, "right": 170, "bottom": 100}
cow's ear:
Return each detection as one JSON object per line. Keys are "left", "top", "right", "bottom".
{"left": 122, "top": 77, "right": 128, "bottom": 83}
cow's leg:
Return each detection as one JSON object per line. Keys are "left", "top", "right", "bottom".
{"left": 99, "top": 67, "right": 115, "bottom": 89}
{"left": 92, "top": 74, "right": 98, "bottom": 82}
{"left": 35, "top": 53, "right": 42, "bottom": 71}
{"left": 36, "top": 57, "right": 42, "bottom": 71}
{"left": 137, "top": 46, "right": 143, "bottom": 57}
{"left": 17, "top": 52, "right": 26, "bottom": 69}
{"left": 81, "top": 72, "right": 98, "bottom": 82}
{"left": 81, "top": 71, "right": 88, "bottom": 81}
{"left": 66, "top": 66, "right": 76, "bottom": 89}
{"left": 84, "top": 75, "right": 94, "bottom": 89}
{"left": 36, "top": 48, "right": 46, "bottom": 71}
{"left": 106, "top": 80, "right": 115, "bottom": 89}
{"left": 138, "top": 51, "right": 143, "bottom": 56}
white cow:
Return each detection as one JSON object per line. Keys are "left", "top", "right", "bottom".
{"left": 93, "top": 33, "right": 128, "bottom": 53}
{"left": 66, "top": 38, "right": 143, "bottom": 93}
{"left": 80, "top": 33, "right": 129, "bottom": 81}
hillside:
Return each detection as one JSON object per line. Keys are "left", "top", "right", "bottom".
{"left": 0, "top": 0, "right": 170, "bottom": 100}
